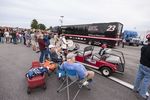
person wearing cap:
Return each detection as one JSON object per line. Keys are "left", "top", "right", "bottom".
{"left": 133, "top": 34, "right": 150, "bottom": 99}
{"left": 49, "top": 45, "right": 63, "bottom": 65}
{"left": 60, "top": 53, "right": 95, "bottom": 82}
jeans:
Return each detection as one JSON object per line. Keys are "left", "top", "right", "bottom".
{"left": 1, "top": 37, "right": 4, "bottom": 43}
{"left": 39, "top": 49, "right": 47, "bottom": 63}
{"left": 23, "top": 37, "right": 26, "bottom": 45}
{"left": 13, "top": 37, "right": 17, "bottom": 44}
{"left": 19, "top": 36, "right": 22, "bottom": 43}
{"left": 45, "top": 48, "right": 51, "bottom": 60}
{"left": 134, "top": 64, "right": 150, "bottom": 98}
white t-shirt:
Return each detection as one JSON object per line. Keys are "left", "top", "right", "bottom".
{"left": 4, "top": 32, "right": 9, "bottom": 37}
{"left": 61, "top": 37, "right": 68, "bottom": 49}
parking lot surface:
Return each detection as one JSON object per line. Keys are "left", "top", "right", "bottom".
{"left": 0, "top": 43, "right": 141, "bottom": 100}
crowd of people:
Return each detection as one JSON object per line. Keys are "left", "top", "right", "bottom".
{"left": 0, "top": 28, "right": 23, "bottom": 44}
{"left": 0, "top": 28, "right": 36, "bottom": 45}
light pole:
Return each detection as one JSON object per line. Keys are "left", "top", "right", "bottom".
{"left": 60, "top": 16, "right": 64, "bottom": 26}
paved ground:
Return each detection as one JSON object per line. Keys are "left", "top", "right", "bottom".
{"left": 0, "top": 43, "right": 141, "bottom": 100}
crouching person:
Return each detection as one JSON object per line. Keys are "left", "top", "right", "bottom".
{"left": 60, "top": 53, "right": 95, "bottom": 85}
{"left": 49, "top": 45, "right": 63, "bottom": 65}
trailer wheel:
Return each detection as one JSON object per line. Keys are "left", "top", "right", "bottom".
{"left": 100, "top": 67, "right": 112, "bottom": 77}
{"left": 43, "top": 84, "right": 47, "bottom": 90}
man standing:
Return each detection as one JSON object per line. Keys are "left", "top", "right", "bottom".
{"left": 134, "top": 33, "right": 150, "bottom": 100}
{"left": 38, "top": 33, "right": 46, "bottom": 64}
{"left": 60, "top": 35, "right": 68, "bottom": 60}
{"left": 12, "top": 31, "right": 17, "bottom": 44}
{"left": 0, "top": 29, "right": 4, "bottom": 43}
{"left": 22, "top": 30, "right": 26, "bottom": 45}
{"left": 43, "top": 32, "right": 51, "bottom": 59}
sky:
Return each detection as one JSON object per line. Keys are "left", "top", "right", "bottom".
{"left": 0, "top": 0, "right": 150, "bottom": 35}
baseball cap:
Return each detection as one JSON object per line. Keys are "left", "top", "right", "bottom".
{"left": 67, "top": 53, "right": 76, "bottom": 59}
{"left": 49, "top": 45, "right": 55, "bottom": 49}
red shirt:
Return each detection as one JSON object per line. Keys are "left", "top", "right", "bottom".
{"left": 38, "top": 39, "right": 46, "bottom": 51}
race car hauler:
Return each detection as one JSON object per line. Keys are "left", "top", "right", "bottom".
{"left": 60, "top": 22, "right": 123, "bottom": 48}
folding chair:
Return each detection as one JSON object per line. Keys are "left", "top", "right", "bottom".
{"left": 57, "top": 69, "right": 91, "bottom": 100}
{"left": 75, "top": 45, "right": 94, "bottom": 62}
{"left": 77, "top": 45, "right": 94, "bottom": 57}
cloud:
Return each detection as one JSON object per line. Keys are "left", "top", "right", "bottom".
{"left": 0, "top": 0, "right": 150, "bottom": 33}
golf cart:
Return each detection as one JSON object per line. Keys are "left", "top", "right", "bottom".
{"left": 75, "top": 46, "right": 125, "bottom": 77}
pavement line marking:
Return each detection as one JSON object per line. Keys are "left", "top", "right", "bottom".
{"left": 77, "top": 61, "right": 134, "bottom": 90}
{"left": 109, "top": 76, "right": 134, "bottom": 89}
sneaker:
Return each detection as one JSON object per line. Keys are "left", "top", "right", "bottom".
{"left": 146, "top": 92, "right": 149, "bottom": 97}
{"left": 83, "top": 81, "right": 89, "bottom": 86}
{"left": 133, "top": 88, "right": 139, "bottom": 93}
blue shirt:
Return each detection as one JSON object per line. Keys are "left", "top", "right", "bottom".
{"left": 43, "top": 35, "right": 50, "bottom": 46}
{"left": 60, "top": 62, "right": 87, "bottom": 79}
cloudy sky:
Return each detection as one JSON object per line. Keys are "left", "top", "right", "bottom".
{"left": 0, "top": 0, "right": 150, "bottom": 33}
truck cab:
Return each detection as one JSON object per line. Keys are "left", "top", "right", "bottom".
{"left": 123, "top": 30, "right": 140, "bottom": 46}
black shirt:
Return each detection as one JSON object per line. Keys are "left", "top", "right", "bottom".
{"left": 140, "top": 44, "right": 150, "bottom": 68}
{"left": 0, "top": 31, "right": 4, "bottom": 37}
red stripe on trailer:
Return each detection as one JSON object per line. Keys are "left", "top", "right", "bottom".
{"left": 64, "top": 34, "right": 122, "bottom": 41}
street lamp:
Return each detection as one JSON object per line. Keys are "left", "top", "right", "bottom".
{"left": 60, "top": 16, "right": 64, "bottom": 26}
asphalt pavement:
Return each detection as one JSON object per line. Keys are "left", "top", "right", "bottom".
{"left": 0, "top": 43, "right": 141, "bottom": 100}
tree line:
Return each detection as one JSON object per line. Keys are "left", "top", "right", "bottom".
{"left": 31, "top": 19, "right": 48, "bottom": 30}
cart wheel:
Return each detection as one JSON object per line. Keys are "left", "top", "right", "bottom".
{"left": 100, "top": 67, "right": 112, "bottom": 77}
{"left": 27, "top": 87, "right": 31, "bottom": 94}
{"left": 43, "top": 84, "right": 47, "bottom": 90}
{"left": 48, "top": 72, "right": 51, "bottom": 76}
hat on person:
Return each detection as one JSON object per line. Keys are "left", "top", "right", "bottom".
{"left": 67, "top": 53, "right": 76, "bottom": 59}
{"left": 49, "top": 45, "right": 55, "bottom": 49}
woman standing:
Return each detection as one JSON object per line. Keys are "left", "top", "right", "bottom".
{"left": 4, "top": 29, "right": 10, "bottom": 43}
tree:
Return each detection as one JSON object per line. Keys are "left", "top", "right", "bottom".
{"left": 31, "top": 19, "right": 38, "bottom": 29}
{"left": 47, "top": 26, "right": 52, "bottom": 30}
{"left": 38, "top": 23, "right": 46, "bottom": 30}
